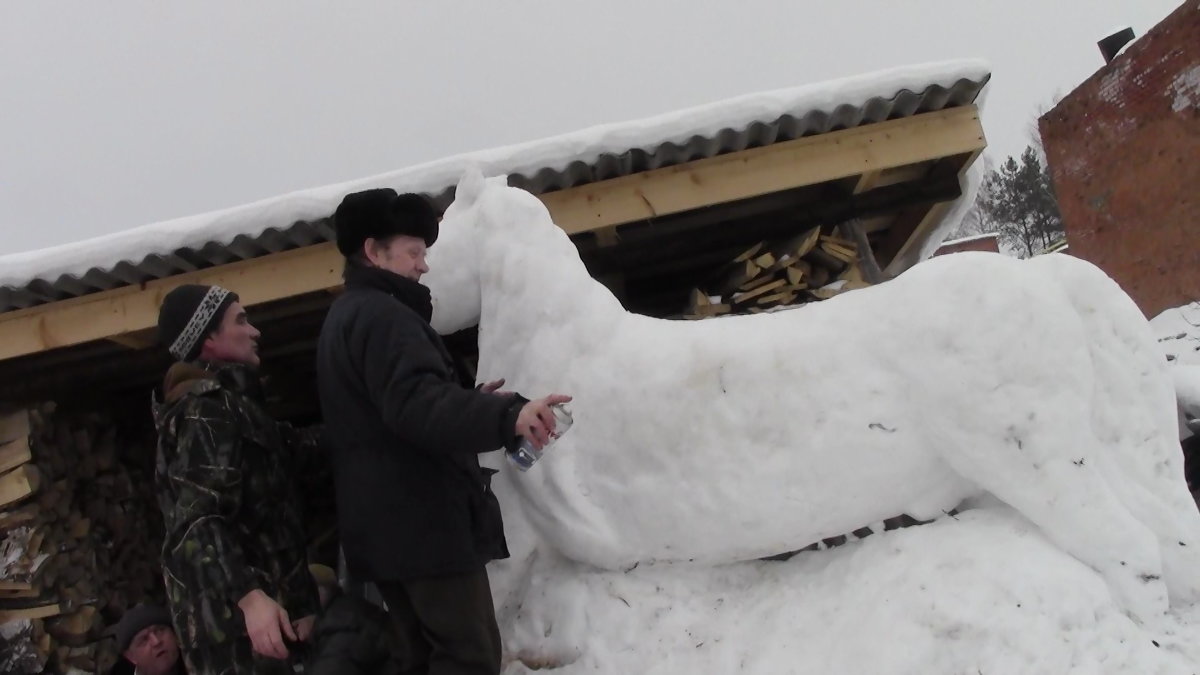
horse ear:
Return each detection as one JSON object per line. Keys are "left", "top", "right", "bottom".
{"left": 455, "top": 166, "right": 487, "bottom": 207}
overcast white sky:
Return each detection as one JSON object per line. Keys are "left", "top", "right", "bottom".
{"left": 0, "top": 1, "right": 1182, "bottom": 257}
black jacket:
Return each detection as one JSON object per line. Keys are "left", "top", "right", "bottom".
{"left": 316, "top": 265, "right": 523, "bottom": 581}
{"left": 306, "top": 592, "right": 400, "bottom": 675}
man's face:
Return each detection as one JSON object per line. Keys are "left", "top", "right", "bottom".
{"left": 200, "top": 301, "right": 261, "bottom": 367}
{"left": 365, "top": 234, "right": 429, "bottom": 281}
{"left": 123, "top": 624, "right": 180, "bottom": 675}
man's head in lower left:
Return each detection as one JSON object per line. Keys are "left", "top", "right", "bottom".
{"left": 115, "top": 604, "right": 181, "bottom": 675}
{"left": 157, "top": 284, "right": 261, "bottom": 366}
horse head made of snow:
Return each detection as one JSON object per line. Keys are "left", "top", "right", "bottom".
{"left": 424, "top": 168, "right": 1200, "bottom": 622}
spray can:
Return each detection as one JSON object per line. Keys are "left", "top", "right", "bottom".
{"left": 508, "top": 403, "right": 574, "bottom": 471}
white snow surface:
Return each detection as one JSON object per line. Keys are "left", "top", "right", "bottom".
{"left": 1151, "top": 302, "right": 1200, "bottom": 435}
{"left": 0, "top": 58, "right": 989, "bottom": 289}
{"left": 422, "top": 172, "right": 1200, "bottom": 673}
{"left": 939, "top": 231, "right": 1000, "bottom": 247}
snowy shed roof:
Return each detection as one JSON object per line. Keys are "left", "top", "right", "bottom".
{"left": 0, "top": 60, "right": 989, "bottom": 314}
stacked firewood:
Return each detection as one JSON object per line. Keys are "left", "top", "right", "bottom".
{"left": 0, "top": 404, "right": 162, "bottom": 674}
{"left": 684, "top": 223, "right": 880, "bottom": 319}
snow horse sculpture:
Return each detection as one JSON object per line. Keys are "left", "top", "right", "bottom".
{"left": 423, "top": 168, "right": 1200, "bottom": 622}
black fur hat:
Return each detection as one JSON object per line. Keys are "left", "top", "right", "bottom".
{"left": 334, "top": 188, "right": 439, "bottom": 257}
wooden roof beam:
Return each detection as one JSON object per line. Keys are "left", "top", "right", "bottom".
{"left": 879, "top": 149, "right": 983, "bottom": 275}
{"left": 542, "top": 105, "right": 984, "bottom": 234}
{"left": 0, "top": 243, "right": 344, "bottom": 363}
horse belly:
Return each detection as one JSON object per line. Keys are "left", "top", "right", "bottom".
{"left": 524, "top": 416, "right": 974, "bottom": 568}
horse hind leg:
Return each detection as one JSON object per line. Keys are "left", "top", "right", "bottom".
{"left": 936, "top": 424, "right": 1169, "bottom": 622}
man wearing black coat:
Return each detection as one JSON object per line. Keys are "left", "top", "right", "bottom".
{"left": 316, "top": 188, "right": 569, "bottom": 675}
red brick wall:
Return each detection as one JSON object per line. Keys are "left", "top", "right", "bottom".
{"left": 934, "top": 235, "right": 1001, "bottom": 256}
{"left": 1039, "top": 0, "right": 1200, "bottom": 318}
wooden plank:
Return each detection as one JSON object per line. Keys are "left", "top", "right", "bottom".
{"left": 0, "top": 603, "right": 63, "bottom": 623}
{"left": 785, "top": 266, "right": 806, "bottom": 286}
{"left": 756, "top": 290, "right": 798, "bottom": 306}
{"left": 732, "top": 279, "right": 786, "bottom": 304}
{"left": 688, "top": 303, "right": 732, "bottom": 318}
{"left": 820, "top": 242, "right": 857, "bottom": 264}
{"left": 0, "top": 465, "right": 40, "bottom": 509}
{"left": 852, "top": 169, "right": 883, "bottom": 195}
{"left": 752, "top": 252, "right": 776, "bottom": 269}
{"left": 819, "top": 235, "right": 856, "bottom": 250}
{"left": 853, "top": 162, "right": 932, "bottom": 194}
{"left": 541, "top": 106, "right": 986, "bottom": 235}
{"left": 0, "top": 438, "right": 31, "bottom": 475}
{"left": 0, "top": 410, "right": 31, "bottom": 445}
{"left": 740, "top": 272, "right": 783, "bottom": 292}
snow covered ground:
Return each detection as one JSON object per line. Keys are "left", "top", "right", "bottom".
{"left": 495, "top": 509, "right": 1200, "bottom": 674}
{"left": 423, "top": 173, "right": 1200, "bottom": 673}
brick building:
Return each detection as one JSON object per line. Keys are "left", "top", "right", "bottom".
{"left": 1039, "top": 0, "right": 1199, "bottom": 318}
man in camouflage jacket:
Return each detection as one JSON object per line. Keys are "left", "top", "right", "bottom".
{"left": 153, "top": 284, "right": 320, "bottom": 674}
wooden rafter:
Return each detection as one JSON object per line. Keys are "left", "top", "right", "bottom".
{"left": 879, "top": 148, "right": 984, "bottom": 275}
{"left": 0, "top": 106, "right": 985, "bottom": 363}
{"left": 541, "top": 106, "right": 984, "bottom": 234}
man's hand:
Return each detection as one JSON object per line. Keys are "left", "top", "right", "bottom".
{"left": 292, "top": 614, "right": 317, "bottom": 643}
{"left": 515, "top": 394, "right": 573, "bottom": 449}
{"left": 238, "top": 589, "right": 297, "bottom": 660}
{"left": 478, "top": 378, "right": 511, "bottom": 396}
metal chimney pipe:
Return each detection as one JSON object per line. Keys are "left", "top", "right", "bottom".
{"left": 1098, "top": 27, "right": 1135, "bottom": 64}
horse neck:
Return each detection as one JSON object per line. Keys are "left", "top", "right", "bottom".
{"left": 476, "top": 223, "right": 623, "bottom": 350}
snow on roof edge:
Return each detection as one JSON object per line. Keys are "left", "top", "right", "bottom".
{"left": 939, "top": 232, "right": 1000, "bottom": 247}
{"left": 0, "top": 58, "right": 991, "bottom": 292}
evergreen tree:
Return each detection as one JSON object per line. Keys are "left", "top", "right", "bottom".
{"left": 977, "top": 145, "right": 1065, "bottom": 258}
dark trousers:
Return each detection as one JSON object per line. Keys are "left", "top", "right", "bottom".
{"left": 376, "top": 569, "right": 501, "bottom": 675}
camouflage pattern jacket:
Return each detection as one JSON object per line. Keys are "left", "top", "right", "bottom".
{"left": 152, "top": 361, "right": 320, "bottom": 645}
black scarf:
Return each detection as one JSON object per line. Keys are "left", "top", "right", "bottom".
{"left": 343, "top": 263, "right": 433, "bottom": 323}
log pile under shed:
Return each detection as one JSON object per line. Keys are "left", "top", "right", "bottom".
{"left": 0, "top": 405, "right": 162, "bottom": 674}
{"left": 683, "top": 221, "right": 886, "bottom": 319}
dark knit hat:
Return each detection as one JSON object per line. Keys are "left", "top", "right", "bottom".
{"left": 334, "top": 188, "right": 439, "bottom": 257}
{"left": 112, "top": 603, "right": 172, "bottom": 652}
{"left": 157, "top": 284, "right": 239, "bottom": 361}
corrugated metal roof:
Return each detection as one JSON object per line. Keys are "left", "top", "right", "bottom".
{"left": 0, "top": 74, "right": 988, "bottom": 313}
